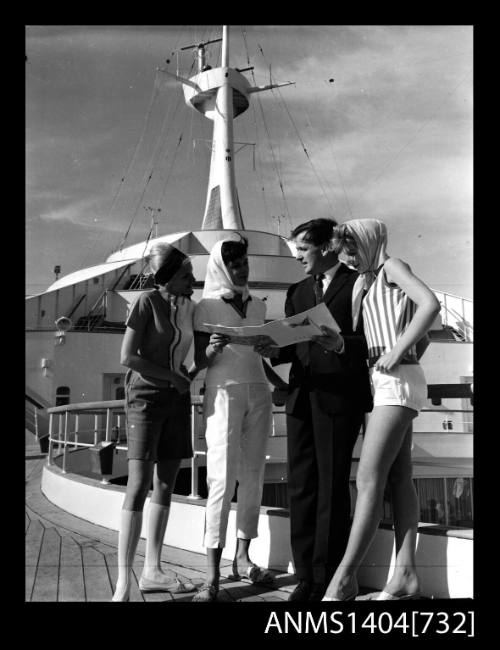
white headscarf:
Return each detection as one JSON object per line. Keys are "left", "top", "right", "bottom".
{"left": 341, "top": 219, "right": 388, "bottom": 331}
{"left": 202, "top": 237, "right": 250, "bottom": 301}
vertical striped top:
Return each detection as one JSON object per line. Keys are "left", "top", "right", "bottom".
{"left": 363, "top": 264, "right": 418, "bottom": 366}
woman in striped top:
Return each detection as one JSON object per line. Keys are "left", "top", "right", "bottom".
{"left": 112, "top": 243, "right": 198, "bottom": 601}
{"left": 322, "top": 219, "right": 440, "bottom": 601}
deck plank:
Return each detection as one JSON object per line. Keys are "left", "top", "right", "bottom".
{"left": 31, "top": 527, "right": 61, "bottom": 602}
{"left": 25, "top": 518, "right": 44, "bottom": 601}
{"left": 38, "top": 527, "right": 61, "bottom": 567}
{"left": 82, "top": 545, "right": 114, "bottom": 602}
{"left": 105, "top": 550, "right": 118, "bottom": 600}
{"left": 133, "top": 557, "right": 174, "bottom": 602}
{"left": 31, "top": 566, "right": 59, "bottom": 601}
{"left": 25, "top": 455, "right": 303, "bottom": 603}
{"left": 216, "top": 587, "right": 238, "bottom": 602}
{"left": 58, "top": 536, "right": 85, "bottom": 602}
{"left": 103, "top": 551, "right": 145, "bottom": 602}
{"left": 25, "top": 567, "right": 37, "bottom": 601}
{"left": 222, "top": 580, "right": 275, "bottom": 602}
{"left": 25, "top": 518, "right": 44, "bottom": 565}
{"left": 156, "top": 563, "right": 205, "bottom": 586}
{"left": 129, "top": 570, "right": 146, "bottom": 602}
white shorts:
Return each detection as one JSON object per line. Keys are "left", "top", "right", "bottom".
{"left": 370, "top": 364, "right": 427, "bottom": 413}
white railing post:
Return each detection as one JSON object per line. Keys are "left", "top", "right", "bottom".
{"left": 62, "top": 410, "right": 69, "bottom": 473}
{"left": 74, "top": 413, "right": 79, "bottom": 449}
{"left": 94, "top": 414, "right": 99, "bottom": 445}
{"left": 47, "top": 413, "right": 54, "bottom": 465}
{"left": 105, "top": 408, "right": 112, "bottom": 443}
{"left": 188, "top": 401, "right": 202, "bottom": 499}
{"left": 58, "top": 413, "right": 64, "bottom": 454}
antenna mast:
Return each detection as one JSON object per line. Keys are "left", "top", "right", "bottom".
{"left": 160, "top": 26, "right": 294, "bottom": 230}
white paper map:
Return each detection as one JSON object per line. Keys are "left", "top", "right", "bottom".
{"left": 204, "top": 302, "right": 341, "bottom": 347}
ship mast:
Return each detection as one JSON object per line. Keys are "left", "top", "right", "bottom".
{"left": 163, "top": 26, "right": 293, "bottom": 230}
{"left": 202, "top": 25, "right": 242, "bottom": 229}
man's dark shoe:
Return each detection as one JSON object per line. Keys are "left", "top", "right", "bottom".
{"left": 308, "top": 583, "right": 327, "bottom": 602}
{"left": 287, "top": 580, "right": 313, "bottom": 602}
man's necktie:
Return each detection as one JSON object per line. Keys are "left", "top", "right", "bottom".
{"left": 313, "top": 273, "right": 325, "bottom": 304}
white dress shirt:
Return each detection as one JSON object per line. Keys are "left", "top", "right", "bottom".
{"left": 321, "top": 261, "right": 342, "bottom": 294}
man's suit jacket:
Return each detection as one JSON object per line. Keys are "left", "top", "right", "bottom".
{"left": 274, "top": 263, "right": 373, "bottom": 417}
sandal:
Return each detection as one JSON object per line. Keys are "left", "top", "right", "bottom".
{"left": 247, "top": 564, "right": 275, "bottom": 585}
{"left": 191, "top": 582, "right": 219, "bottom": 602}
{"left": 231, "top": 563, "right": 275, "bottom": 585}
{"left": 375, "top": 590, "right": 422, "bottom": 600}
{"left": 139, "top": 575, "right": 196, "bottom": 593}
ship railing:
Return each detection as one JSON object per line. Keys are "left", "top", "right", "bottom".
{"left": 127, "top": 271, "right": 154, "bottom": 291}
{"left": 73, "top": 291, "right": 108, "bottom": 331}
{"left": 45, "top": 383, "right": 472, "bottom": 499}
{"left": 432, "top": 290, "right": 473, "bottom": 342}
{"left": 25, "top": 395, "right": 50, "bottom": 451}
{"left": 45, "top": 398, "right": 204, "bottom": 496}
{"left": 46, "top": 400, "right": 126, "bottom": 483}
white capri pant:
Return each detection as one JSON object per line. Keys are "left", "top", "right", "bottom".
{"left": 203, "top": 382, "right": 273, "bottom": 548}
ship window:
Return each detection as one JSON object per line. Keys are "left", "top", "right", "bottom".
{"left": 55, "top": 386, "right": 71, "bottom": 406}
{"left": 368, "top": 476, "right": 474, "bottom": 529}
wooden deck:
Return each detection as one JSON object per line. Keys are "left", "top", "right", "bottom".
{"left": 26, "top": 441, "right": 381, "bottom": 603}
{"left": 26, "top": 445, "right": 301, "bottom": 603}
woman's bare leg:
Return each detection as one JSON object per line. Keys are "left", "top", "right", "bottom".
{"left": 323, "top": 406, "right": 415, "bottom": 600}
{"left": 382, "top": 423, "right": 420, "bottom": 596}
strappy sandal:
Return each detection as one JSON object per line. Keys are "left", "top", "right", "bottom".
{"left": 231, "top": 563, "right": 275, "bottom": 585}
{"left": 139, "top": 575, "right": 196, "bottom": 593}
{"left": 247, "top": 564, "right": 275, "bottom": 585}
{"left": 191, "top": 582, "right": 219, "bottom": 602}
{"left": 375, "top": 590, "right": 422, "bottom": 600}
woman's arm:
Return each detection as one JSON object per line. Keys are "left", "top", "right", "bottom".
{"left": 120, "top": 326, "right": 190, "bottom": 393}
{"left": 376, "top": 258, "right": 441, "bottom": 372}
{"left": 193, "top": 331, "right": 230, "bottom": 370}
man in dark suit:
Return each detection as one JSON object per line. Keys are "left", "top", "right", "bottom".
{"left": 256, "top": 218, "right": 372, "bottom": 601}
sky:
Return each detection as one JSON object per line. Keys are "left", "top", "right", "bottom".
{"left": 26, "top": 25, "right": 473, "bottom": 299}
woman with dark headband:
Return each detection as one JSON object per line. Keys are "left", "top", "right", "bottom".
{"left": 112, "top": 243, "right": 197, "bottom": 601}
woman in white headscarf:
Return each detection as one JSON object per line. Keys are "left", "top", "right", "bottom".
{"left": 321, "top": 219, "right": 440, "bottom": 601}
{"left": 191, "top": 236, "right": 288, "bottom": 602}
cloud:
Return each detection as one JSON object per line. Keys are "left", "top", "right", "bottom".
{"left": 38, "top": 197, "right": 123, "bottom": 232}
{"left": 26, "top": 25, "right": 473, "bottom": 299}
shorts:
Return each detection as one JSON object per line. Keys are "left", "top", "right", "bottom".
{"left": 125, "top": 371, "right": 193, "bottom": 462}
{"left": 370, "top": 363, "right": 427, "bottom": 414}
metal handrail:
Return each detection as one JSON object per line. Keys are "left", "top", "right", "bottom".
{"left": 47, "top": 400, "right": 125, "bottom": 414}
{"left": 47, "top": 400, "right": 127, "bottom": 481}
{"left": 45, "top": 394, "right": 473, "bottom": 493}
